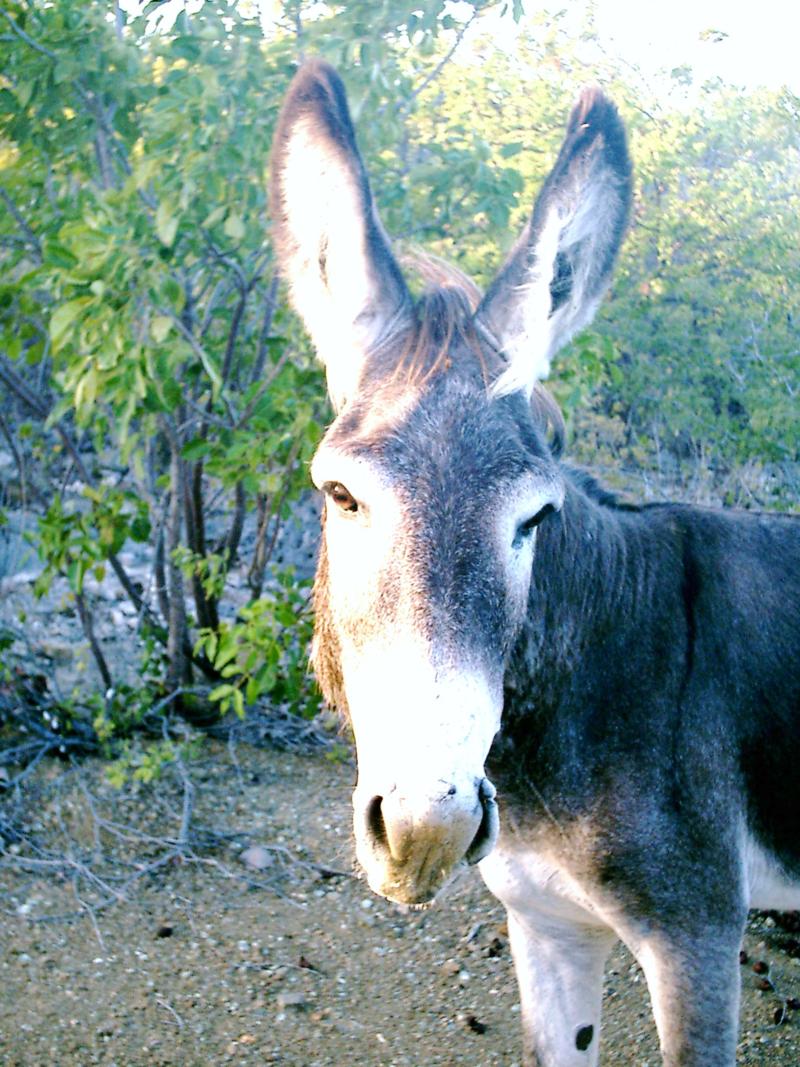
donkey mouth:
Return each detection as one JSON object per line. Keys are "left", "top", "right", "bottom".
{"left": 364, "top": 854, "right": 463, "bottom": 907}
{"left": 357, "top": 778, "right": 500, "bottom": 906}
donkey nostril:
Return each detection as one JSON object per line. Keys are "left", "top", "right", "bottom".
{"left": 466, "top": 777, "right": 499, "bottom": 865}
{"left": 478, "top": 777, "right": 496, "bottom": 802}
{"left": 365, "top": 795, "right": 388, "bottom": 852}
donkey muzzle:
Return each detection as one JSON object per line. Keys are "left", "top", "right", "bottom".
{"left": 354, "top": 776, "right": 499, "bottom": 905}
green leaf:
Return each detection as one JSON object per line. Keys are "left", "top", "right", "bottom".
{"left": 130, "top": 515, "right": 151, "bottom": 542}
{"left": 232, "top": 688, "right": 245, "bottom": 718}
{"left": 213, "top": 632, "right": 239, "bottom": 670}
{"left": 150, "top": 315, "right": 173, "bottom": 343}
{"left": 223, "top": 213, "right": 245, "bottom": 241}
{"left": 162, "top": 276, "right": 184, "bottom": 309}
{"left": 181, "top": 437, "right": 211, "bottom": 461}
{"left": 203, "top": 205, "right": 226, "bottom": 228}
{"left": 155, "top": 203, "right": 179, "bottom": 247}
{"left": 50, "top": 298, "right": 90, "bottom": 348}
{"left": 171, "top": 36, "right": 201, "bottom": 61}
{"left": 45, "top": 241, "right": 79, "bottom": 269}
{"left": 209, "top": 683, "right": 235, "bottom": 702}
{"left": 74, "top": 364, "right": 99, "bottom": 414}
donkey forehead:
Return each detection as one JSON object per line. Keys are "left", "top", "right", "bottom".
{"left": 313, "top": 375, "right": 561, "bottom": 503}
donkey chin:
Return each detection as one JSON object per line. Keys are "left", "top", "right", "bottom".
{"left": 353, "top": 777, "right": 500, "bottom": 906}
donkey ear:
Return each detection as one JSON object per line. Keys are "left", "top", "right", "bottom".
{"left": 477, "top": 88, "right": 632, "bottom": 398}
{"left": 270, "top": 60, "right": 411, "bottom": 411}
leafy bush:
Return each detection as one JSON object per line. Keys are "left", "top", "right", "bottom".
{"left": 0, "top": 0, "right": 796, "bottom": 782}
{"left": 0, "top": 0, "right": 523, "bottom": 756}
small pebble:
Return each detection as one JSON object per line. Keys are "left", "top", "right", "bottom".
{"left": 240, "top": 845, "right": 273, "bottom": 871}
{"left": 276, "top": 991, "right": 307, "bottom": 1010}
{"left": 465, "top": 1014, "right": 487, "bottom": 1034}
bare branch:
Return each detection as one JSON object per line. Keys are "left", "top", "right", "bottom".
{"left": 0, "top": 409, "right": 28, "bottom": 511}
{"left": 395, "top": 11, "right": 478, "bottom": 119}
{"left": 155, "top": 995, "right": 184, "bottom": 1030}
{"left": 247, "top": 435, "right": 303, "bottom": 599}
{"left": 220, "top": 289, "right": 248, "bottom": 388}
{"left": 171, "top": 745, "right": 195, "bottom": 850}
{"left": 161, "top": 422, "right": 191, "bottom": 695}
{"left": 0, "top": 8, "right": 57, "bottom": 59}
{"left": 218, "top": 480, "right": 246, "bottom": 563}
{"left": 0, "top": 187, "right": 43, "bottom": 262}
{"left": 252, "top": 274, "right": 280, "bottom": 384}
{"left": 75, "top": 591, "right": 114, "bottom": 692}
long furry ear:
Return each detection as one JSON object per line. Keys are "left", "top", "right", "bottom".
{"left": 270, "top": 60, "right": 411, "bottom": 411}
{"left": 477, "top": 88, "right": 632, "bottom": 399}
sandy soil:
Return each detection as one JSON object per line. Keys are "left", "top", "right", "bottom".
{"left": 1, "top": 742, "right": 799, "bottom": 1066}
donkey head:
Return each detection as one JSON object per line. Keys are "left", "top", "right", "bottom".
{"left": 271, "top": 60, "right": 631, "bottom": 905}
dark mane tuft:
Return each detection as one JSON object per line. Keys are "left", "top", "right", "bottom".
{"left": 566, "top": 466, "right": 640, "bottom": 510}
{"left": 372, "top": 250, "right": 565, "bottom": 456}
{"left": 530, "top": 385, "right": 566, "bottom": 458}
{"left": 379, "top": 252, "right": 499, "bottom": 389}
{"left": 402, "top": 284, "right": 486, "bottom": 385}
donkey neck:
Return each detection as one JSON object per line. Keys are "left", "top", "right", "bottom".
{"left": 493, "top": 469, "right": 687, "bottom": 822}
{"left": 506, "top": 468, "right": 669, "bottom": 713}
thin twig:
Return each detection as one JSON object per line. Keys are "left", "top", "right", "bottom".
{"left": 0, "top": 8, "right": 57, "bottom": 58}
{"left": 155, "top": 995, "right": 184, "bottom": 1030}
{"left": 0, "top": 409, "right": 27, "bottom": 513}
{"left": 251, "top": 274, "right": 280, "bottom": 383}
{"left": 0, "top": 187, "right": 43, "bottom": 262}
{"left": 75, "top": 591, "right": 114, "bottom": 692}
{"left": 172, "top": 749, "right": 195, "bottom": 850}
{"left": 73, "top": 872, "right": 106, "bottom": 950}
{"left": 393, "top": 11, "right": 477, "bottom": 119}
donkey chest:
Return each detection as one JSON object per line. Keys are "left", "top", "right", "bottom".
{"left": 743, "top": 833, "right": 800, "bottom": 911}
{"left": 479, "top": 837, "right": 604, "bottom": 930}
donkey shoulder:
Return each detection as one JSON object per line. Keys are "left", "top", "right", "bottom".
{"left": 633, "top": 500, "right": 800, "bottom": 675}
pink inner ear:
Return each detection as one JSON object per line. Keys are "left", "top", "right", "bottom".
{"left": 270, "top": 62, "right": 410, "bottom": 412}
{"left": 477, "top": 89, "right": 631, "bottom": 400}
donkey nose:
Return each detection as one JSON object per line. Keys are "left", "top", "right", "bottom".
{"left": 362, "top": 777, "right": 498, "bottom": 869}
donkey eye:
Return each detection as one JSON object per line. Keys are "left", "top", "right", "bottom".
{"left": 514, "top": 503, "right": 555, "bottom": 545}
{"left": 326, "top": 481, "right": 359, "bottom": 514}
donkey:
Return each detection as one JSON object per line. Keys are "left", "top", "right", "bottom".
{"left": 270, "top": 59, "right": 800, "bottom": 1066}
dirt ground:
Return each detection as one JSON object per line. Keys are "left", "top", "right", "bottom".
{"left": 1, "top": 742, "right": 799, "bottom": 1066}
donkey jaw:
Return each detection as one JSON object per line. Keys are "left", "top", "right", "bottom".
{"left": 363, "top": 858, "right": 461, "bottom": 907}
{"left": 358, "top": 839, "right": 474, "bottom": 907}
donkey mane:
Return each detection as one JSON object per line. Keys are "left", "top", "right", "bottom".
{"left": 564, "top": 466, "right": 640, "bottom": 510}
{"left": 372, "top": 250, "right": 566, "bottom": 455}
{"left": 376, "top": 250, "right": 493, "bottom": 388}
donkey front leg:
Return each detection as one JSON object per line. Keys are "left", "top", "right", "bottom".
{"left": 506, "top": 907, "right": 616, "bottom": 1067}
{"left": 625, "top": 921, "right": 745, "bottom": 1067}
